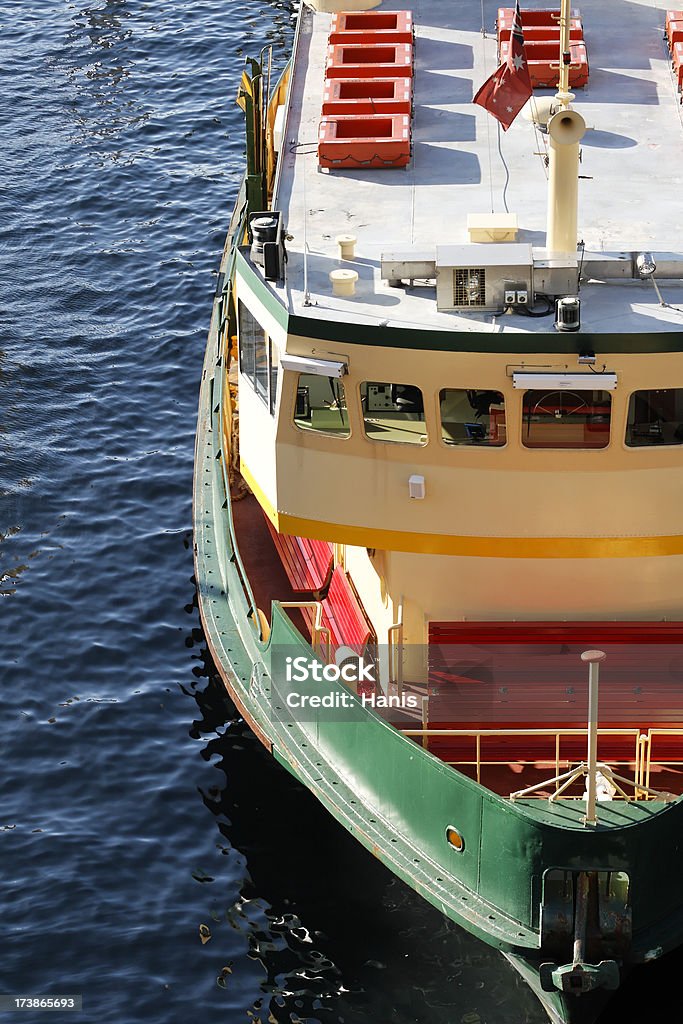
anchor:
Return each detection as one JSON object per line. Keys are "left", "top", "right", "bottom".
{"left": 540, "top": 872, "right": 621, "bottom": 994}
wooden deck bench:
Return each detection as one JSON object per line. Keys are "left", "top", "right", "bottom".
{"left": 266, "top": 519, "right": 333, "bottom": 596}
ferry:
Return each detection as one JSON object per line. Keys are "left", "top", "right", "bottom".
{"left": 193, "top": 2, "right": 683, "bottom": 1020}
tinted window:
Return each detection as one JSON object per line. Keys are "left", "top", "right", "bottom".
{"left": 440, "top": 389, "right": 506, "bottom": 446}
{"left": 361, "top": 381, "right": 427, "bottom": 445}
{"left": 626, "top": 389, "right": 683, "bottom": 446}
{"left": 294, "top": 374, "right": 349, "bottom": 437}
{"left": 238, "top": 300, "right": 258, "bottom": 382}
{"left": 522, "top": 390, "right": 611, "bottom": 449}
{"left": 238, "top": 301, "right": 277, "bottom": 414}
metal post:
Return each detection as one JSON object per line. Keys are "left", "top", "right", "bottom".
{"left": 572, "top": 871, "right": 590, "bottom": 965}
{"left": 545, "top": 0, "right": 585, "bottom": 257}
{"left": 581, "top": 649, "right": 606, "bottom": 825}
{"left": 557, "top": 0, "right": 572, "bottom": 107}
{"left": 421, "top": 695, "right": 429, "bottom": 750}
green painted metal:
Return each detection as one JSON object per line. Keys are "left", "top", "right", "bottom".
{"left": 238, "top": 58, "right": 267, "bottom": 216}
{"left": 540, "top": 960, "right": 620, "bottom": 995}
{"left": 505, "top": 952, "right": 613, "bottom": 1024}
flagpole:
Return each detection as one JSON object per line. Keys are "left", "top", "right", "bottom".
{"left": 546, "top": 0, "right": 585, "bottom": 257}
{"left": 557, "top": 0, "right": 572, "bottom": 107}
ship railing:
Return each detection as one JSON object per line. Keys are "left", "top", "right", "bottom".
{"left": 399, "top": 726, "right": 648, "bottom": 795}
{"left": 387, "top": 615, "right": 404, "bottom": 694}
{"left": 279, "top": 601, "right": 331, "bottom": 662}
{"left": 207, "top": 294, "right": 263, "bottom": 641}
{"left": 643, "top": 728, "right": 683, "bottom": 792}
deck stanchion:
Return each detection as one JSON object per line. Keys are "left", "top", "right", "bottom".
{"left": 581, "top": 649, "right": 606, "bottom": 825}
{"left": 421, "top": 696, "right": 429, "bottom": 749}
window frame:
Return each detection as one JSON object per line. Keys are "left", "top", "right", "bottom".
{"left": 291, "top": 372, "right": 351, "bottom": 439}
{"left": 437, "top": 387, "right": 508, "bottom": 449}
{"left": 624, "top": 387, "right": 683, "bottom": 449}
{"left": 359, "top": 380, "right": 429, "bottom": 447}
{"left": 520, "top": 388, "right": 613, "bottom": 451}
{"left": 238, "top": 299, "right": 278, "bottom": 416}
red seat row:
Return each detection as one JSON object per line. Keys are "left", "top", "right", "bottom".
{"left": 266, "top": 519, "right": 333, "bottom": 595}
{"left": 496, "top": 7, "right": 589, "bottom": 89}
{"left": 319, "top": 565, "right": 374, "bottom": 656}
{"left": 297, "top": 565, "right": 375, "bottom": 685}
{"left": 318, "top": 11, "right": 414, "bottom": 170}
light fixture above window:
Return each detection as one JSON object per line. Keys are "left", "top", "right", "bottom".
{"left": 512, "top": 372, "right": 617, "bottom": 390}
{"left": 280, "top": 354, "right": 348, "bottom": 378}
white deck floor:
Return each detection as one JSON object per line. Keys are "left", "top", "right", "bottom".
{"left": 271, "top": 0, "right": 683, "bottom": 335}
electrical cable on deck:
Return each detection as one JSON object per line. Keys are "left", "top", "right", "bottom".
{"left": 289, "top": 140, "right": 318, "bottom": 155}
{"left": 496, "top": 121, "right": 510, "bottom": 213}
{"left": 650, "top": 276, "right": 683, "bottom": 314}
{"left": 531, "top": 114, "right": 550, "bottom": 180}
{"left": 577, "top": 239, "right": 585, "bottom": 287}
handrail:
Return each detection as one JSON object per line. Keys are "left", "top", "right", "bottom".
{"left": 635, "top": 732, "right": 649, "bottom": 798}
{"left": 208, "top": 279, "right": 262, "bottom": 640}
{"left": 280, "top": 600, "right": 331, "bottom": 662}
{"left": 644, "top": 728, "right": 683, "bottom": 790}
{"left": 387, "top": 599, "right": 404, "bottom": 694}
{"left": 270, "top": 9, "right": 304, "bottom": 206}
{"left": 400, "top": 727, "right": 645, "bottom": 798}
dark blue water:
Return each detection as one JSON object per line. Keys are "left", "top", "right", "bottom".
{"left": 0, "top": 2, "right": 672, "bottom": 1022}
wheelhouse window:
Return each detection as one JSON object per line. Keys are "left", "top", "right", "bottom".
{"left": 440, "top": 389, "right": 506, "bottom": 446}
{"left": 360, "top": 381, "right": 427, "bottom": 445}
{"left": 626, "top": 389, "right": 683, "bottom": 446}
{"left": 238, "top": 300, "right": 278, "bottom": 414}
{"left": 522, "top": 390, "right": 611, "bottom": 449}
{"left": 294, "top": 374, "right": 349, "bottom": 436}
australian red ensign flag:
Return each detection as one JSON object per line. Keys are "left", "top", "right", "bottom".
{"left": 473, "top": 1, "right": 532, "bottom": 131}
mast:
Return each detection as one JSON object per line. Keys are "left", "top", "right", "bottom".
{"left": 545, "top": 0, "right": 585, "bottom": 257}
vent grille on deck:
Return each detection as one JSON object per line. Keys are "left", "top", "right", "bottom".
{"left": 453, "top": 267, "right": 486, "bottom": 307}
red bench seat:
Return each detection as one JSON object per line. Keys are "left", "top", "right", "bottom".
{"left": 266, "top": 520, "right": 333, "bottom": 595}
{"left": 319, "top": 566, "right": 374, "bottom": 655}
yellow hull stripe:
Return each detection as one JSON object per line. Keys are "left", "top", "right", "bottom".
{"left": 240, "top": 461, "right": 683, "bottom": 560}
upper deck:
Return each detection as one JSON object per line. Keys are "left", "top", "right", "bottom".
{"left": 267, "top": 0, "right": 683, "bottom": 337}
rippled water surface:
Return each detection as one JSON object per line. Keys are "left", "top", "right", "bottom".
{"left": 0, "top": 2, "right": 676, "bottom": 1022}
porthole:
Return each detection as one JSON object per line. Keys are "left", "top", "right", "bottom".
{"left": 445, "top": 824, "right": 465, "bottom": 853}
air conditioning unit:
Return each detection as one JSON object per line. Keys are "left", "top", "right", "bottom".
{"left": 435, "top": 243, "right": 533, "bottom": 312}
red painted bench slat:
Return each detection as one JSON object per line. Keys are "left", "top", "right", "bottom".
{"left": 266, "top": 520, "right": 333, "bottom": 594}
{"left": 425, "top": 621, "right": 683, "bottom": 763}
{"left": 321, "top": 566, "right": 374, "bottom": 654}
